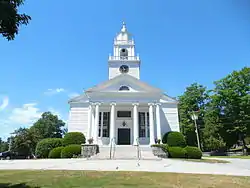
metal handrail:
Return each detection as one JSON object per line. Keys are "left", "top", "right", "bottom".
{"left": 109, "top": 137, "right": 116, "bottom": 159}
{"left": 136, "top": 138, "right": 142, "bottom": 160}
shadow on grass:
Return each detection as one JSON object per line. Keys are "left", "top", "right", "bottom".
{"left": 0, "top": 183, "right": 39, "bottom": 188}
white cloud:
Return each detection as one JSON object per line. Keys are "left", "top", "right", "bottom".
{"left": 0, "top": 96, "right": 9, "bottom": 110}
{"left": 44, "top": 88, "right": 65, "bottom": 95}
{"left": 8, "top": 103, "right": 42, "bottom": 125}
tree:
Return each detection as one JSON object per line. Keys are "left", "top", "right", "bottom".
{"left": 0, "top": 0, "right": 31, "bottom": 40}
{"left": 0, "top": 138, "right": 9, "bottom": 152}
{"left": 209, "top": 67, "right": 250, "bottom": 148}
{"left": 29, "top": 112, "right": 66, "bottom": 142}
{"left": 178, "top": 83, "right": 208, "bottom": 146}
{"left": 10, "top": 127, "right": 36, "bottom": 157}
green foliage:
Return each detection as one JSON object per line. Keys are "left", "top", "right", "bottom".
{"left": 163, "top": 132, "right": 187, "bottom": 147}
{"left": 10, "top": 128, "right": 36, "bottom": 157}
{"left": 63, "top": 132, "right": 85, "bottom": 146}
{"left": 178, "top": 83, "right": 208, "bottom": 146}
{"left": 245, "top": 137, "right": 250, "bottom": 145}
{"left": 168, "top": 147, "right": 187, "bottom": 158}
{"left": 0, "top": 138, "right": 9, "bottom": 152}
{"left": 61, "top": 144, "right": 81, "bottom": 158}
{"left": 30, "top": 112, "right": 66, "bottom": 142}
{"left": 185, "top": 146, "right": 202, "bottom": 159}
{"left": 207, "top": 67, "right": 250, "bottom": 148}
{"left": 48, "top": 146, "right": 64, "bottom": 159}
{"left": 0, "top": 0, "right": 31, "bottom": 40}
{"left": 35, "top": 138, "right": 63, "bottom": 158}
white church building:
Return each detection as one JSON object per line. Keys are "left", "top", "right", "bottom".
{"left": 68, "top": 22, "right": 180, "bottom": 146}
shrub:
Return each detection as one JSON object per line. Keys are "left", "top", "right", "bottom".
{"left": 35, "top": 138, "right": 63, "bottom": 158}
{"left": 185, "top": 146, "right": 202, "bottom": 159}
{"left": 162, "top": 131, "right": 186, "bottom": 147}
{"left": 168, "top": 147, "right": 187, "bottom": 158}
{"left": 61, "top": 144, "right": 81, "bottom": 158}
{"left": 63, "top": 132, "right": 85, "bottom": 146}
{"left": 48, "top": 146, "right": 64, "bottom": 158}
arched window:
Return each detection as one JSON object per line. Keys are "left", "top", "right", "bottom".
{"left": 119, "top": 85, "right": 130, "bottom": 91}
{"left": 120, "top": 48, "right": 128, "bottom": 59}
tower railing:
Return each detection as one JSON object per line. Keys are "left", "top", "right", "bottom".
{"left": 108, "top": 56, "right": 140, "bottom": 61}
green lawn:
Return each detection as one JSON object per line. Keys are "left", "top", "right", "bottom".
{"left": 207, "top": 155, "right": 250, "bottom": 159}
{"left": 0, "top": 170, "right": 250, "bottom": 188}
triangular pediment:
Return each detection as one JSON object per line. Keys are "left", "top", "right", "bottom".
{"left": 86, "top": 74, "right": 162, "bottom": 93}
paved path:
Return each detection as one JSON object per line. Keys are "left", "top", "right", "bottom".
{"left": 0, "top": 158, "right": 250, "bottom": 177}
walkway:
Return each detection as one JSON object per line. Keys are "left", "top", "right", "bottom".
{"left": 0, "top": 158, "right": 250, "bottom": 177}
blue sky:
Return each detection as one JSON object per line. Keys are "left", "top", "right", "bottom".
{"left": 0, "top": 0, "right": 249, "bottom": 140}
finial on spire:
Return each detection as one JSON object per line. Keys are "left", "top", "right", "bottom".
{"left": 121, "top": 21, "right": 127, "bottom": 32}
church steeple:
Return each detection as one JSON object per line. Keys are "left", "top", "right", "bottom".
{"left": 108, "top": 22, "right": 141, "bottom": 80}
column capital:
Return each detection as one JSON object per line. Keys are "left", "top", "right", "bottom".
{"left": 155, "top": 103, "right": 161, "bottom": 106}
{"left": 93, "top": 102, "right": 101, "bottom": 106}
{"left": 148, "top": 102, "right": 155, "bottom": 106}
{"left": 110, "top": 102, "right": 116, "bottom": 106}
{"left": 132, "top": 102, "right": 139, "bottom": 106}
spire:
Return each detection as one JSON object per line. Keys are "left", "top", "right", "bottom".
{"left": 121, "top": 21, "right": 127, "bottom": 32}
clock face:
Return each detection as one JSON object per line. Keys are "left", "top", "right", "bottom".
{"left": 119, "top": 65, "right": 129, "bottom": 73}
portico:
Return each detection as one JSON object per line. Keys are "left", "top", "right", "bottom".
{"left": 87, "top": 102, "right": 162, "bottom": 146}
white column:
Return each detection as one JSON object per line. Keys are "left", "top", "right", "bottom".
{"left": 100, "top": 112, "right": 103, "bottom": 137}
{"left": 149, "top": 103, "right": 155, "bottom": 145}
{"left": 94, "top": 103, "right": 100, "bottom": 144}
{"left": 91, "top": 109, "right": 95, "bottom": 138}
{"left": 110, "top": 102, "right": 116, "bottom": 144}
{"left": 133, "top": 103, "right": 139, "bottom": 145}
{"left": 156, "top": 103, "right": 162, "bottom": 142}
{"left": 87, "top": 104, "right": 93, "bottom": 140}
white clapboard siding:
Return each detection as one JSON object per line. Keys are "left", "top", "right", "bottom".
{"left": 68, "top": 106, "right": 88, "bottom": 137}
{"left": 161, "top": 103, "right": 180, "bottom": 133}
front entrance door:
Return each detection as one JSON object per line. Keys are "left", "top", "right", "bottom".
{"left": 118, "top": 128, "right": 130, "bottom": 145}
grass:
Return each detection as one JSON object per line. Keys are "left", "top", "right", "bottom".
{"left": 0, "top": 170, "right": 250, "bottom": 188}
{"left": 207, "top": 155, "right": 250, "bottom": 159}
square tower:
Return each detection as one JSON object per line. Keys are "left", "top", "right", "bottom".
{"left": 108, "top": 22, "right": 141, "bottom": 79}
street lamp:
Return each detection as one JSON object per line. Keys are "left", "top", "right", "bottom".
{"left": 191, "top": 111, "right": 201, "bottom": 150}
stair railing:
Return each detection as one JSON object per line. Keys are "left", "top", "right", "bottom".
{"left": 136, "top": 137, "right": 142, "bottom": 160}
{"left": 109, "top": 137, "right": 116, "bottom": 159}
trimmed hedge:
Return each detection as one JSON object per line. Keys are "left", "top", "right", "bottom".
{"left": 168, "top": 147, "right": 187, "bottom": 158}
{"left": 35, "top": 138, "right": 63, "bottom": 158}
{"left": 162, "top": 131, "right": 186, "bottom": 147}
{"left": 48, "top": 146, "right": 64, "bottom": 159}
{"left": 61, "top": 144, "right": 81, "bottom": 158}
{"left": 185, "top": 146, "right": 202, "bottom": 159}
{"left": 63, "top": 132, "right": 86, "bottom": 146}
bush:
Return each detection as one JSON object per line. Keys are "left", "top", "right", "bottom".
{"left": 162, "top": 131, "right": 186, "bottom": 147}
{"left": 48, "top": 146, "right": 64, "bottom": 158}
{"left": 168, "top": 147, "right": 187, "bottom": 158}
{"left": 35, "top": 138, "right": 63, "bottom": 158}
{"left": 63, "top": 132, "right": 85, "bottom": 146}
{"left": 61, "top": 144, "right": 81, "bottom": 158}
{"left": 185, "top": 146, "right": 202, "bottom": 159}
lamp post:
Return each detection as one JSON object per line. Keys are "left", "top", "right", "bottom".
{"left": 191, "top": 111, "right": 201, "bottom": 150}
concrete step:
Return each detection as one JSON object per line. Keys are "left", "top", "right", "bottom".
{"left": 90, "top": 146, "right": 160, "bottom": 160}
